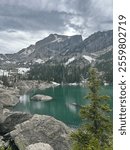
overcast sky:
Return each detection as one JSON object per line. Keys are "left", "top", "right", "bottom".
{"left": 0, "top": 0, "right": 113, "bottom": 54}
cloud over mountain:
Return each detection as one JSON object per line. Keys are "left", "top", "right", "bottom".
{"left": 0, "top": 0, "right": 112, "bottom": 53}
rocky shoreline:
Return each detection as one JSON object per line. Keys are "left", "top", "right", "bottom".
{"left": 0, "top": 107, "right": 71, "bottom": 150}
{"left": 0, "top": 80, "right": 59, "bottom": 107}
{"left": 0, "top": 88, "right": 20, "bottom": 107}
{"left": 16, "top": 80, "right": 58, "bottom": 93}
{"left": 0, "top": 80, "right": 71, "bottom": 150}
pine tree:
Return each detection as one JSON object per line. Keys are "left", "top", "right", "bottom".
{"left": 2, "top": 75, "right": 9, "bottom": 87}
{"left": 71, "top": 68, "right": 112, "bottom": 150}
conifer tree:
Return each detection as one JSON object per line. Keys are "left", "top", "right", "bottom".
{"left": 71, "top": 68, "right": 112, "bottom": 150}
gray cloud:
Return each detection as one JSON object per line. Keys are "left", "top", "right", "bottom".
{"left": 0, "top": 0, "right": 112, "bottom": 53}
{"left": 0, "top": 5, "right": 68, "bottom": 32}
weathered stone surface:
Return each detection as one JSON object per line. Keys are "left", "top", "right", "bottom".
{"left": 16, "top": 81, "right": 57, "bottom": 93}
{"left": 0, "top": 88, "right": 20, "bottom": 107}
{"left": 31, "top": 94, "right": 52, "bottom": 101}
{"left": 0, "top": 81, "right": 57, "bottom": 107}
{"left": 0, "top": 93, "right": 19, "bottom": 107}
{"left": 0, "top": 136, "right": 5, "bottom": 147}
{"left": 0, "top": 103, "right": 3, "bottom": 122}
{"left": 10, "top": 114, "right": 71, "bottom": 150}
{"left": 25, "top": 143, "right": 54, "bottom": 150}
{"left": 0, "top": 111, "right": 32, "bottom": 134}
{"left": 0, "top": 84, "right": 3, "bottom": 88}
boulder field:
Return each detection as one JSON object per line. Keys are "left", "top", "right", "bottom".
{"left": 0, "top": 105, "right": 71, "bottom": 150}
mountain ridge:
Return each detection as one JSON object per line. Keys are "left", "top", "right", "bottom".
{"left": 0, "top": 30, "right": 113, "bottom": 83}
{"left": 0, "top": 30, "right": 113, "bottom": 69}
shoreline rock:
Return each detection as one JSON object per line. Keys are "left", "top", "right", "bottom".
{"left": 0, "top": 88, "right": 20, "bottom": 107}
{"left": 10, "top": 114, "right": 71, "bottom": 150}
{"left": 15, "top": 80, "right": 59, "bottom": 94}
{"left": 0, "top": 81, "right": 71, "bottom": 150}
{"left": 25, "top": 143, "right": 54, "bottom": 150}
{"left": 0, "top": 136, "right": 5, "bottom": 147}
{"left": 0, "top": 110, "right": 32, "bottom": 134}
{"left": 31, "top": 94, "right": 53, "bottom": 101}
{"left": 0, "top": 80, "right": 59, "bottom": 108}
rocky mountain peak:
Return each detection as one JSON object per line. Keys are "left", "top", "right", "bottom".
{"left": 83, "top": 30, "right": 113, "bottom": 52}
{"left": 0, "top": 30, "right": 112, "bottom": 68}
{"left": 35, "top": 34, "right": 82, "bottom": 47}
{"left": 68, "top": 30, "right": 113, "bottom": 54}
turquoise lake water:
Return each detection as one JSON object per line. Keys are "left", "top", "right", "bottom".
{"left": 13, "top": 85, "right": 113, "bottom": 127}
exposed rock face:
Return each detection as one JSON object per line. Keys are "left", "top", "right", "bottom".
{"left": 0, "top": 88, "right": 20, "bottom": 107}
{"left": 0, "top": 111, "right": 32, "bottom": 134}
{"left": 10, "top": 114, "right": 71, "bottom": 150}
{"left": 73, "top": 30, "right": 113, "bottom": 53}
{"left": 0, "top": 136, "right": 5, "bottom": 147}
{"left": 0, "top": 92, "right": 19, "bottom": 107}
{"left": 0, "top": 30, "right": 113, "bottom": 83}
{"left": 25, "top": 143, "right": 54, "bottom": 150}
{"left": 31, "top": 94, "right": 52, "bottom": 101}
{"left": 33, "top": 34, "right": 82, "bottom": 61}
{"left": 0, "top": 34, "right": 82, "bottom": 67}
{"left": 16, "top": 80, "right": 57, "bottom": 93}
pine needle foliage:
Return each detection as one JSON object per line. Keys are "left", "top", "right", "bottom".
{"left": 71, "top": 68, "right": 112, "bottom": 150}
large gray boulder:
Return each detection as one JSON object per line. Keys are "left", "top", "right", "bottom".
{"left": 0, "top": 136, "right": 5, "bottom": 147}
{"left": 0, "top": 88, "right": 20, "bottom": 107}
{"left": 0, "top": 103, "right": 3, "bottom": 122}
{"left": 10, "top": 114, "right": 71, "bottom": 150}
{"left": 25, "top": 143, "right": 54, "bottom": 150}
{"left": 0, "top": 93, "right": 19, "bottom": 107}
{"left": 0, "top": 111, "right": 32, "bottom": 134}
{"left": 31, "top": 94, "right": 52, "bottom": 101}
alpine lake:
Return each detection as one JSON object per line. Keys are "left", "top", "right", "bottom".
{"left": 13, "top": 85, "right": 113, "bottom": 127}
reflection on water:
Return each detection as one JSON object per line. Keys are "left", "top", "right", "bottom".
{"left": 66, "top": 103, "right": 77, "bottom": 113}
{"left": 19, "top": 95, "right": 30, "bottom": 104}
{"left": 34, "top": 102, "right": 44, "bottom": 110}
{"left": 13, "top": 85, "right": 113, "bottom": 126}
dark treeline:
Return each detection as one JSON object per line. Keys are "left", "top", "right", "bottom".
{"left": 28, "top": 64, "right": 90, "bottom": 83}
{"left": 27, "top": 63, "right": 113, "bottom": 84}
{"left": 96, "top": 60, "right": 113, "bottom": 84}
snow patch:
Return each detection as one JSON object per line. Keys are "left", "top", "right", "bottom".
{"left": 68, "top": 83, "right": 78, "bottom": 86}
{"left": 50, "top": 34, "right": 65, "bottom": 43}
{"left": 21, "top": 48, "right": 35, "bottom": 56}
{"left": 3, "top": 60, "right": 16, "bottom": 64}
{"left": 82, "top": 55, "right": 95, "bottom": 63}
{"left": 34, "top": 59, "right": 45, "bottom": 64}
{"left": 52, "top": 81, "right": 60, "bottom": 86}
{"left": 17, "top": 68, "right": 30, "bottom": 75}
{"left": 49, "top": 56, "right": 53, "bottom": 60}
{"left": 0, "top": 69, "right": 9, "bottom": 76}
{"left": 65, "top": 57, "right": 75, "bottom": 65}
{"left": 5, "top": 61, "right": 11, "bottom": 64}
